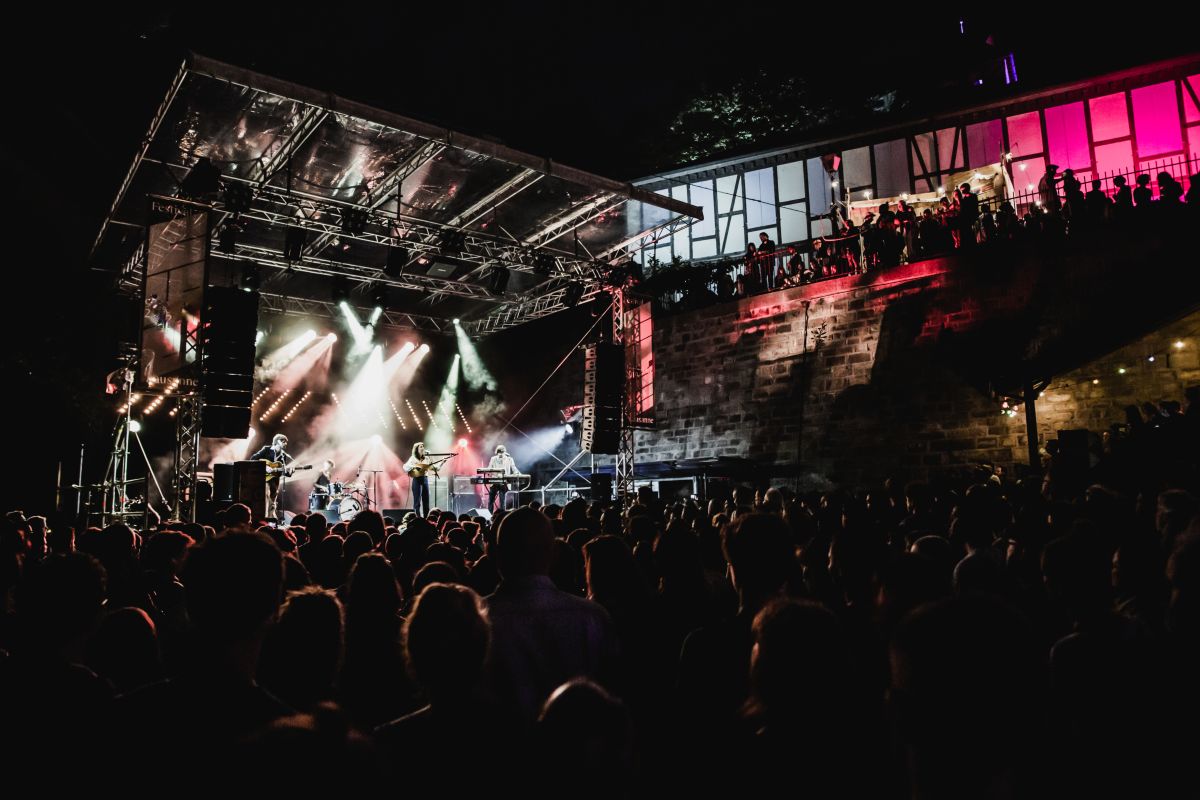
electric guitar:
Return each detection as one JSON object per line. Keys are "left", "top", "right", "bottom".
{"left": 261, "top": 461, "right": 312, "bottom": 482}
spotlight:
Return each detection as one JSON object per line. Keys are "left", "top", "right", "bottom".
{"left": 370, "top": 284, "right": 389, "bottom": 309}
{"left": 370, "top": 434, "right": 382, "bottom": 446}
{"left": 331, "top": 276, "right": 352, "bottom": 304}
{"left": 327, "top": 333, "right": 338, "bottom": 341}
{"left": 223, "top": 181, "right": 253, "bottom": 214}
{"left": 218, "top": 221, "right": 241, "bottom": 254}
{"left": 384, "top": 245, "right": 408, "bottom": 278}
{"left": 453, "top": 318, "right": 461, "bottom": 325}
{"left": 1175, "top": 340, "right": 1185, "bottom": 349}
{"left": 179, "top": 157, "right": 221, "bottom": 198}
{"left": 284, "top": 227, "right": 306, "bottom": 262}
{"left": 128, "top": 420, "right": 142, "bottom": 433}
{"left": 533, "top": 252, "right": 556, "bottom": 276}
{"left": 438, "top": 229, "right": 466, "bottom": 255}
{"left": 1148, "top": 356, "right": 1156, "bottom": 362}
{"left": 457, "top": 438, "right": 468, "bottom": 448}
{"left": 564, "top": 423, "right": 573, "bottom": 435}
{"left": 241, "top": 263, "right": 261, "bottom": 292}
{"left": 562, "top": 282, "right": 585, "bottom": 308}
{"left": 340, "top": 207, "right": 369, "bottom": 237}
{"left": 486, "top": 266, "right": 510, "bottom": 295}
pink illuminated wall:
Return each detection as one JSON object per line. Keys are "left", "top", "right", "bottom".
{"left": 1089, "top": 93, "right": 1130, "bottom": 141}
{"left": 1132, "top": 81, "right": 1183, "bottom": 158}
{"left": 1183, "top": 75, "right": 1200, "bottom": 122}
{"left": 1094, "top": 140, "right": 1135, "bottom": 179}
{"left": 1044, "top": 102, "right": 1091, "bottom": 171}
{"left": 1006, "top": 111, "right": 1043, "bottom": 157}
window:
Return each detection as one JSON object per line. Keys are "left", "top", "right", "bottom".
{"left": 1094, "top": 140, "right": 1134, "bottom": 180}
{"left": 716, "top": 175, "right": 742, "bottom": 214}
{"left": 1089, "top": 93, "right": 1130, "bottom": 141}
{"left": 967, "top": 120, "right": 1004, "bottom": 168}
{"left": 720, "top": 213, "right": 745, "bottom": 255}
{"left": 844, "top": 146, "right": 872, "bottom": 189}
{"left": 1044, "top": 102, "right": 1091, "bottom": 172}
{"left": 1132, "top": 81, "right": 1183, "bottom": 157}
{"left": 807, "top": 158, "right": 832, "bottom": 216}
{"left": 689, "top": 181, "right": 715, "bottom": 237}
{"left": 780, "top": 202, "right": 808, "bottom": 244}
{"left": 1006, "top": 111, "right": 1043, "bottom": 158}
{"left": 777, "top": 161, "right": 805, "bottom": 202}
{"left": 873, "top": 139, "right": 909, "bottom": 198}
{"left": 745, "top": 168, "right": 777, "bottom": 228}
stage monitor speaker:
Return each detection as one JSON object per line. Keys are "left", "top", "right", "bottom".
{"left": 590, "top": 473, "right": 613, "bottom": 502}
{"left": 233, "top": 460, "right": 267, "bottom": 515}
{"left": 463, "top": 508, "right": 493, "bottom": 521}
{"left": 657, "top": 478, "right": 695, "bottom": 501}
{"left": 212, "top": 462, "right": 236, "bottom": 504}
{"left": 381, "top": 508, "right": 415, "bottom": 524}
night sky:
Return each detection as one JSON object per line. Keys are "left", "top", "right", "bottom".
{"left": 1, "top": 7, "right": 1190, "bottom": 509}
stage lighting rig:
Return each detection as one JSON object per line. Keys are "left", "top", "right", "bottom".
{"left": 284, "top": 227, "right": 306, "bottom": 263}
{"left": 383, "top": 245, "right": 408, "bottom": 278}
{"left": 340, "top": 207, "right": 369, "bottom": 236}
{"left": 223, "top": 181, "right": 253, "bottom": 214}
{"left": 179, "top": 157, "right": 221, "bottom": 198}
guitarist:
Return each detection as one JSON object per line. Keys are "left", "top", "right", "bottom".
{"left": 403, "top": 441, "right": 436, "bottom": 519}
{"left": 250, "top": 433, "right": 294, "bottom": 523}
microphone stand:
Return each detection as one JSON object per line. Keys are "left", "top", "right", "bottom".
{"left": 358, "top": 469, "right": 385, "bottom": 510}
{"left": 425, "top": 454, "right": 456, "bottom": 512}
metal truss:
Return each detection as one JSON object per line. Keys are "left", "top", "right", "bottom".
{"left": 259, "top": 291, "right": 453, "bottom": 334}
{"left": 304, "top": 138, "right": 447, "bottom": 257}
{"left": 611, "top": 288, "right": 635, "bottom": 504}
{"left": 524, "top": 193, "right": 626, "bottom": 250}
{"left": 214, "top": 179, "right": 602, "bottom": 279}
{"left": 418, "top": 169, "right": 547, "bottom": 301}
{"left": 439, "top": 191, "right": 625, "bottom": 301}
{"left": 462, "top": 213, "right": 697, "bottom": 336}
{"left": 253, "top": 106, "right": 330, "bottom": 186}
{"left": 173, "top": 393, "right": 202, "bottom": 522}
{"left": 462, "top": 280, "right": 609, "bottom": 336}
{"left": 217, "top": 243, "right": 509, "bottom": 302}
{"left": 598, "top": 213, "right": 696, "bottom": 262}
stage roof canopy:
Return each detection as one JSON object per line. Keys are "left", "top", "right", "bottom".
{"left": 92, "top": 54, "right": 701, "bottom": 335}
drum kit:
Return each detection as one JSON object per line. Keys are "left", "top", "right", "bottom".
{"left": 308, "top": 478, "right": 369, "bottom": 521}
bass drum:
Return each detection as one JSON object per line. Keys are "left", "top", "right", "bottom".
{"left": 308, "top": 492, "right": 330, "bottom": 511}
{"left": 337, "top": 496, "right": 362, "bottom": 521}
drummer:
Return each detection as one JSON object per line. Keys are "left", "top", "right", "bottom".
{"left": 309, "top": 459, "right": 336, "bottom": 510}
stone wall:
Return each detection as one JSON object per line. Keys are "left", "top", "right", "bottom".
{"left": 636, "top": 241, "right": 1200, "bottom": 488}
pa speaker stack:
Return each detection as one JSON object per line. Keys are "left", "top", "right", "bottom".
{"left": 581, "top": 342, "right": 624, "bottom": 454}
{"left": 199, "top": 285, "right": 258, "bottom": 438}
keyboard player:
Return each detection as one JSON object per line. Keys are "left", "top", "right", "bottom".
{"left": 486, "top": 444, "right": 520, "bottom": 514}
